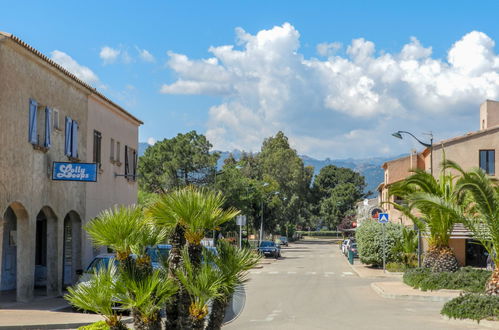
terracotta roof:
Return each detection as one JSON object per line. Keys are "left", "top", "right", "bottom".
{"left": 0, "top": 32, "right": 143, "bottom": 125}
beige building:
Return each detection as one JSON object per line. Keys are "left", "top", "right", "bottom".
{"left": 378, "top": 100, "right": 499, "bottom": 267}
{"left": 0, "top": 32, "right": 141, "bottom": 302}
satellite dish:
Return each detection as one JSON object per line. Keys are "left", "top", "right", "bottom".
{"left": 223, "top": 284, "right": 246, "bottom": 325}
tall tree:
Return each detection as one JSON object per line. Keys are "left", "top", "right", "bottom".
{"left": 138, "top": 131, "right": 219, "bottom": 193}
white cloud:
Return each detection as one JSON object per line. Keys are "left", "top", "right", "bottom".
{"left": 161, "top": 24, "right": 499, "bottom": 158}
{"left": 137, "top": 48, "right": 155, "bottom": 62}
{"left": 147, "top": 137, "right": 157, "bottom": 145}
{"left": 99, "top": 46, "right": 120, "bottom": 64}
{"left": 316, "top": 42, "right": 342, "bottom": 57}
{"left": 50, "top": 50, "right": 100, "bottom": 85}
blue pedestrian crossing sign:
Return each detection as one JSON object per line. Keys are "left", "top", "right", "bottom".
{"left": 378, "top": 213, "right": 389, "bottom": 223}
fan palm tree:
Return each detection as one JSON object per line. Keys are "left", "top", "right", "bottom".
{"left": 65, "top": 264, "right": 127, "bottom": 330}
{"left": 391, "top": 227, "right": 418, "bottom": 268}
{"left": 205, "top": 240, "right": 261, "bottom": 330}
{"left": 146, "top": 186, "right": 239, "bottom": 328}
{"left": 176, "top": 248, "right": 224, "bottom": 330}
{"left": 115, "top": 269, "right": 178, "bottom": 330}
{"left": 423, "top": 160, "right": 499, "bottom": 295}
{"left": 389, "top": 167, "right": 460, "bottom": 272}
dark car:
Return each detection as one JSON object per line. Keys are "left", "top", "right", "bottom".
{"left": 278, "top": 236, "right": 289, "bottom": 247}
{"left": 258, "top": 241, "right": 281, "bottom": 259}
{"left": 348, "top": 243, "right": 359, "bottom": 258}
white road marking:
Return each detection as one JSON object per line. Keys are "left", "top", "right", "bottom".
{"left": 305, "top": 271, "right": 317, "bottom": 275}
{"left": 268, "top": 271, "right": 279, "bottom": 274}
{"left": 251, "top": 270, "right": 262, "bottom": 274}
{"left": 287, "top": 271, "right": 297, "bottom": 274}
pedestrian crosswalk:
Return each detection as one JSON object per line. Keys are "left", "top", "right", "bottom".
{"left": 249, "top": 270, "right": 356, "bottom": 277}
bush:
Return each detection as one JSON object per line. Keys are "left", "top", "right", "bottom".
{"left": 441, "top": 293, "right": 499, "bottom": 322}
{"left": 78, "top": 321, "right": 110, "bottom": 330}
{"left": 386, "top": 262, "right": 409, "bottom": 272}
{"left": 404, "top": 267, "right": 491, "bottom": 293}
{"left": 296, "top": 231, "right": 340, "bottom": 237}
{"left": 356, "top": 221, "right": 403, "bottom": 266}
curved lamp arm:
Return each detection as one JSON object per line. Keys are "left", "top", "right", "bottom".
{"left": 392, "top": 130, "right": 432, "bottom": 147}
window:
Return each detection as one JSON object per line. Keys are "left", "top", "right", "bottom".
{"left": 28, "top": 100, "right": 52, "bottom": 149}
{"left": 93, "top": 130, "right": 102, "bottom": 167}
{"left": 479, "top": 150, "right": 495, "bottom": 175}
{"left": 116, "top": 141, "right": 121, "bottom": 163}
{"left": 110, "top": 138, "right": 115, "bottom": 162}
{"left": 65, "top": 116, "right": 78, "bottom": 158}
{"left": 53, "top": 109, "right": 60, "bottom": 130}
{"left": 124, "top": 145, "right": 137, "bottom": 181}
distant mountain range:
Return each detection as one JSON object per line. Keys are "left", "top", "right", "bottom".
{"left": 138, "top": 142, "right": 402, "bottom": 196}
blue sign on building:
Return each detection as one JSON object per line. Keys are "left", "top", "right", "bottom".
{"left": 52, "top": 162, "right": 97, "bottom": 182}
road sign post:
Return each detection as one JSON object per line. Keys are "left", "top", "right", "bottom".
{"left": 378, "top": 213, "right": 389, "bottom": 273}
{"left": 236, "top": 215, "right": 247, "bottom": 249}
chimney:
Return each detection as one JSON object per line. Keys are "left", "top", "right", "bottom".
{"left": 480, "top": 100, "right": 499, "bottom": 130}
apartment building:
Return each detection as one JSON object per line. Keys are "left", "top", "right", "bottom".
{"left": 378, "top": 100, "right": 499, "bottom": 267}
{"left": 0, "top": 32, "right": 141, "bottom": 302}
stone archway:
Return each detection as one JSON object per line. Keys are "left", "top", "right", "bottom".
{"left": 34, "top": 206, "right": 58, "bottom": 296}
{"left": 0, "top": 202, "right": 32, "bottom": 302}
{"left": 62, "top": 211, "right": 82, "bottom": 287}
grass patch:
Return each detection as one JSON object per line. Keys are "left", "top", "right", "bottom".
{"left": 386, "top": 262, "right": 412, "bottom": 272}
{"left": 441, "top": 293, "right": 499, "bottom": 322}
{"left": 78, "top": 321, "right": 110, "bottom": 330}
{"left": 403, "top": 267, "right": 491, "bottom": 293}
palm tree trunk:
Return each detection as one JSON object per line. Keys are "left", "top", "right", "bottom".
{"left": 206, "top": 297, "right": 227, "bottom": 330}
{"left": 423, "top": 246, "right": 459, "bottom": 272}
{"left": 188, "top": 243, "right": 203, "bottom": 268}
{"left": 133, "top": 310, "right": 162, "bottom": 330}
{"left": 165, "top": 224, "right": 186, "bottom": 330}
{"left": 189, "top": 315, "right": 206, "bottom": 330}
{"left": 485, "top": 266, "right": 499, "bottom": 295}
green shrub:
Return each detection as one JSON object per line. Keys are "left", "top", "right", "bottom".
{"left": 441, "top": 293, "right": 499, "bottom": 322}
{"left": 404, "top": 267, "right": 491, "bottom": 293}
{"left": 386, "top": 262, "right": 408, "bottom": 272}
{"left": 356, "top": 221, "right": 403, "bottom": 266}
{"left": 78, "top": 321, "right": 110, "bottom": 330}
{"left": 296, "top": 231, "right": 340, "bottom": 237}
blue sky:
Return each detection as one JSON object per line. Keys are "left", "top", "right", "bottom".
{"left": 2, "top": 1, "right": 499, "bottom": 159}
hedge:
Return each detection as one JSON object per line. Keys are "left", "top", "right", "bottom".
{"left": 356, "top": 221, "right": 403, "bottom": 266}
{"left": 403, "top": 267, "right": 491, "bottom": 293}
{"left": 296, "top": 231, "right": 340, "bottom": 237}
{"left": 441, "top": 293, "right": 499, "bottom": 322}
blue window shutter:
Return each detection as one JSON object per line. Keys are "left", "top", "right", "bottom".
{"left": 29, "top": 99, "right": 38, "bottom": 144}
{"left": 71, "top": 120, "right": 78, "bottom": 158}
{"left": 44, "top": 107, "right": 52, "bottom": 148}
{"left": 65, "top": 116, "right": 72, "bottom": 156}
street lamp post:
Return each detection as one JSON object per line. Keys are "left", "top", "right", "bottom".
{"left": 392, "top": 130, "right": 433, "bottom": 267}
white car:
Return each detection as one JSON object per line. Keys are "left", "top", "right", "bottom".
{"left": 341, "top": 240, "right": 348, "bottom": 254}
{"left": 343, "top": 239, "right": 356, "bottom": 256}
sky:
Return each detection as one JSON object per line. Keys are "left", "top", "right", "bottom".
{"left": 2, "top": 1, "right": 499, "bottom": 159}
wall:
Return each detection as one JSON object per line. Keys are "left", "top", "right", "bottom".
{"left": 84, "top": 96, "right": 139, "bottom": 265}
{"left": 0, "top": 37, "right": 88, "bottom": 301}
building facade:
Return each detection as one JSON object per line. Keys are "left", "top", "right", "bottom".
{"left": 378, "top": 100, "right": 499, "bottom": 267}
{"left": 0, "top": 32, "right": 141, "bottom": 302}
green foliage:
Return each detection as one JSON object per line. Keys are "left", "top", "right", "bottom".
{"left": 296, "top": 230, "right": 340, "bottom": 237}
{"left": 441, "top": 293, "right": 499, "bottom": 321}
{"left": 386, "top": 262, "right": 410, "bottom": 272}
{"left": 392, "top": 227, "right": 418, "bottom": 267}
{"left": 138, "top": 131, "right": 219, "bottom": 193}
{"left": 403, "top": 267, "right": 491, "bottom": 293}
{"left": 65, "top": 264, "right": 123, "bottom": 328}
{"left": 313, "top": 165, "right": 367, "bottom": 229}
{"left": 356, "top": 221, "right": 404, "bottom": 266}
{"left": 147, "top": 187, "right": 239, "bottom": 245}
{"left": 78, "top": 321, "right": 110, "bottom": 330}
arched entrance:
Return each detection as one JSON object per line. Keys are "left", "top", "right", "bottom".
{"left": 62, "top": 211, "right": 81, "bottom": 287}
{"left": 0, "top": 202, "right": 32, "bottom": 302}
{"left": 34, "top": 206, "right": 58, "bottom": 296}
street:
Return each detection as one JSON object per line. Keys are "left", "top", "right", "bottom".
{"left": 226, "top": 238, "right": 483, "bottom": 330}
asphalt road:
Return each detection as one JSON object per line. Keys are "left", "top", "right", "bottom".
{"left": 225, "top": 238, "right": 484, "bottom": 330}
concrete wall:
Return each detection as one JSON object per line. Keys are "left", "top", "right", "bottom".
{"left": 0, "top": 37, "right": 88, "bottom": 301}
{"left": 480, "top": 100, "right": 499, "bottom": 130}
{"left": 83, "top": 96, "right": 139, "bottom": 265}
{"left": 449, "top": 239, "right": 466, "bottom": 267}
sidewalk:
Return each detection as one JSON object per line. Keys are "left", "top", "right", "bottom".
{"left": 348, "top": 261, "right": 404, "bottom": 279}
{"left": 371, "top": 281, "right": 461, "bottom": 302}
{"left": 0, "top": 296, "right": 127, "bottom": 329}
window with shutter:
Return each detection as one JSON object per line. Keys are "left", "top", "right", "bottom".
{"left": 93, "top": 130, "right": 102, "bottom": 167}
{"left": 29, "top": 99, "right": 38, "bottom": 144}
{"left": 71, "top": 120, "right": 78, "bottom": 158}
{"left": 110, "top": 138, "right": 115, "bottom": 162}
{"left": 44, "top": 107, "right": 52, "bottom": 148}
{"left": 124, "top": 146, "right": 129, "bottom": 176}
{"left": 64, "top": 116, "right": 72, "bottom": 156}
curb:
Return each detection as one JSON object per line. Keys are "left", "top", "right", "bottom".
{"left": 441, "top": 316, "right": 499, "bottom": 329}
{"left": 370, "top": 282, "right": 459, "bottom": 302}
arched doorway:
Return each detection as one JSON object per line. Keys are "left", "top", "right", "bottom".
{"left": 34, "top": 206, "right": 58, "bottom": 296}
{"left": 0, "top": 202, "right": 31, "bottom": 302}
{"left": 62, "top": 211, "right": 81, "bottom": 288}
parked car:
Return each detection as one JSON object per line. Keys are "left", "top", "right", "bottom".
{"left": 278, "top": 236, "right": 289, "bottom": 247}
{"left": 348, "top": 243, "right": 359, "bottom": 258}
{"left": 146, "top": 244, "right": 172, "bottom": 268}
{"left": 258, "top": 241, "right": 281, "bottom": 259}
{"left": 77, "top": 253, "right": 118, "bottom": 284}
